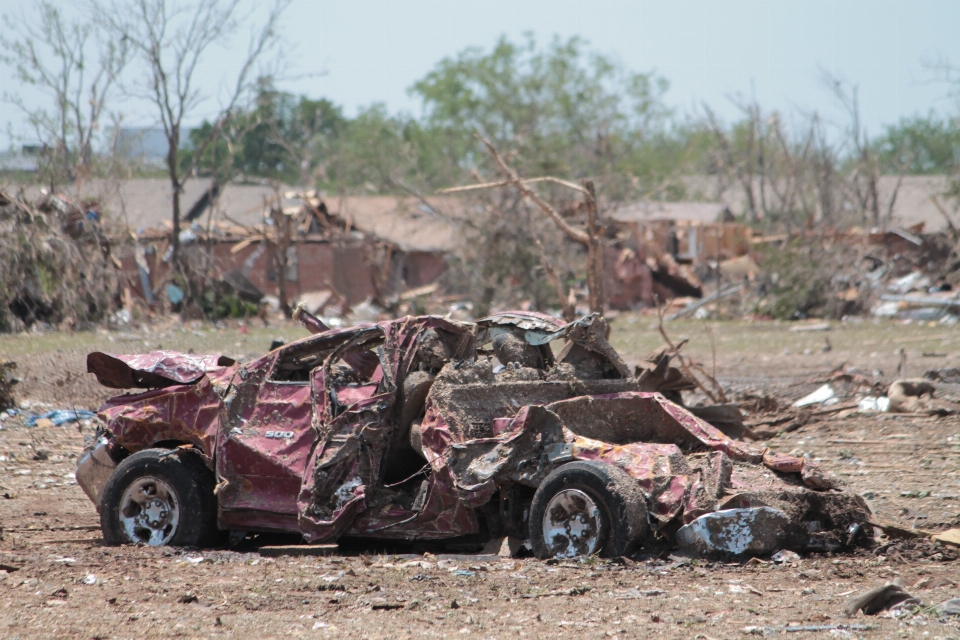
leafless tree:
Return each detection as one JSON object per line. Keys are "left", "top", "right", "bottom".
{"left": 441, "top": 134, "right": 606, "bottom": 314}
{"left": 822, "top": 70, "right": 908, "bottom": 228}
{"left": 807, "top": 113, "right": 839, "bottom": 224}
{"left": 93, "top": 0, "right": 289, "bottom": 272}
{"left": 702, "top": 102, "right": 765, "bottom": 222}
{"left": 702, "top": 91, "right": 910, "bottom": 233}
{"left": 0, "top": 2, "right": 129, "bottom": 188}
{"left": 923, "top": 56, "right": 960, "bottom": 222}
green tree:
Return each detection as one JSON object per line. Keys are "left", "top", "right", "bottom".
{"left": 877, "top": 113, "right": 960, "bottom": 175}
{"left": 185, "top": 80, "right": 346, "bottom": 186}
{"left": 186, "top": 35, "right": 690, "bottom": 201}
{"left": 322, "top": 104, "right": 418, "bottom": 191}
{"left": 409, "top": 34, "right": 677, "bottom": 197}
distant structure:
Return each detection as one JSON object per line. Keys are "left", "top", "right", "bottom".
{"left": 114, "top": 128, "right": 172, "bottom": 167}
{"left": 0, "top": 144, "right": 44, "bottom": 173}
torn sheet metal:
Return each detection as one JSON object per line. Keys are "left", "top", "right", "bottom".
{"left": 475, "top": 311, "right": 565, "bottom": 334}
{"left": 97, "top": 372, "right": 229, "bottom": 456}
{"left": 475, "top": 311, "right": 566, "bottom": 348}
{"left": 87, "top": 350, "right": 236, "bottom": 389}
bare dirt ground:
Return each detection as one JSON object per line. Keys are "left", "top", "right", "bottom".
{"left": 1, "top": 316, "right": 958, "bottom": 639}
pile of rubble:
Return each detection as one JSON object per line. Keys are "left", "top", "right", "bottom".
{"left": 117, "top": 189, "right": 449, "bottom": 322}
{"left": 2, "top": 178, "right": 957, "bottom": 330}
{"left": 727, "top": 363, "right": 960, "bottom": 441}
{"left": 0, "top": 185, "right": 452, "bottom": 328}
{"left": 867, "top": 225, "right": 960, "bottom": 322}
{"left": 0, "top": 190, "right": 126, "bottom": 331}
{"left": 660, "top": 222, "right": 960, "bottom": 322}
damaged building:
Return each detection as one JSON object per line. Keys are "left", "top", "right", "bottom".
{"left": 117, "top": 182, "right": 455, "bottom": 311}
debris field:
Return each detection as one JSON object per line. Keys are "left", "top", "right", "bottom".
{"left": 1, "top": 318, "right": 957, "bottom": 638}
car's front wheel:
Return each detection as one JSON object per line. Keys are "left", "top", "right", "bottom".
{"left": 529, "top": 460, "right": 648, "bottom": 559}
{"left": 100, "top": 448, "right": 218, "bottom": 547}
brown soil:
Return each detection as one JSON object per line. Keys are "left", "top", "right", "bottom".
{"left": 1, "top": 317, "right": 958, "bottom": 638}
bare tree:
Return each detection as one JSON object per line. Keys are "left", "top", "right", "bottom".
{"left": 923, "top": 54, "right": 960, "bottom": 110}
{"left": 1, "top": 2, "right": 129, "bottom": 187}
{"left": 822, "top": 70, "right": 907, "bottom": 228}
{"left": 93, "top": 0, "right": 289, "bottom": 272}
{"left": 441, "top": 134, "right": 606, "bottom": 314}
{"left": 703, "top": 86, "right": 912, "bottom": 233}
{"left": 707, "top": 98, "right": 813, "bottom": 229}
{"left": 702, "top": 103, "right": 761, "bottom": 221}
{"left": 923, "top": 56, "right": 960, "bottom": 218}
{"left": 925, "top": 58, "right": 960, "bottom": 252}
{"left": 808, "top": 113, "right": 839, "bottom": 224}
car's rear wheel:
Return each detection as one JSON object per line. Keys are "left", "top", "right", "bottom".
{"left": 530, "top": 460, "right": 648, "bottom": 559}
{"left": 100, "top": 449, "right": 218, "bottom": 547}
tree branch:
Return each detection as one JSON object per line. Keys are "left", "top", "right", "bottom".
{"left": 437, "top": 175, "right": 588, "bottom": 195}
{"left": 473, "top": 133, "right": 589, "bottom": 243}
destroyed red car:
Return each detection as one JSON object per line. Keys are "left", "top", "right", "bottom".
{"left": 78, "top": 311, "right": 871, "bottom": 558}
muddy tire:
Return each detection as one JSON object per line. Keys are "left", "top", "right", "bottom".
{"left": 100, "top": 448, "right": 219, "bottom": 547}
{"left": 530, "top": 461, "right": 647, "bottom": 559}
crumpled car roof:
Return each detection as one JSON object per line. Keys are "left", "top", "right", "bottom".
{"left": 87, "top": 350, "right": 236, "bottom": 389}
{"left": 475, "top": 311, "right": 566, "bottom": 333}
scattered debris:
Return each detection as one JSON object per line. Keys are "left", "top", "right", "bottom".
{"left": 935, "top": 598, "right": 960, "bottom": 617}
{"left": 871, "top": 520, "right": 936, "bottom": 540}
{"left": 771, "top": 549, "right": 800, "bottom": 563}
{"left": 789, "top": 322, "right": 831, "bottom": 332}
{"left": 792, "top": 384, "right": 836, "bottom": 408}
{"left": 744, "top": 624, "right": 877, "bottom": 634}
{"left": 887, "top": 379, "right": 942, "bottom": 414}
{"left": 0, "top": 191, "right": 124, "bottom": 331}
{"left": 844, "top": 583, "right": 920, "bottom": 616}
{"left": 295, "top": 289, "right": 341, "bottom": 317}
{"left": 24, "top": 410, "right": 96, "bottom": 427}
{"left": 854, "top": 378, "right": 958, "bottom": 416}
{"left": 676, "top": 507, "right": 789, "bottom": 557}
{"left": 925, "top": 367, "right": 960, "bottom": 384}
{"left": 256, "top": 545, "right": 339, "bottom": 558}
{"left": 665, "top": 284, "right": 742, "bottom": 321}
{"left": 858, "top": 396, "right": 891, "bottom": 412}
{"left": 931, "top": 529, "right": 960, "bottom": 548}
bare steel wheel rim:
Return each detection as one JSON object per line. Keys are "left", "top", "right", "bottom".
{"left": 118, "top": 476, "right": 180, "bottom": 546}
{"left": 542, "top": 488, "right": 604, "bottom": 558}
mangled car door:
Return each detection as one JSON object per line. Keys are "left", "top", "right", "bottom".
{"left": 297, "top": 327, "right": 395, "bottom": 542}
{"left": 215, "top": 337, "right": 345, "bottom": 531}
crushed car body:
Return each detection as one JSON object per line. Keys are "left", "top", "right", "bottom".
{"left": 78, "top": 310, "right": 871, "bottom": 557}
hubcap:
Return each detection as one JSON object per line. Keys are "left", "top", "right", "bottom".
{"left": 542, "top": 488, "right": 604, "bottom": 558}
{"left": 118, "top": 476, "right": 180, "bottom": 546}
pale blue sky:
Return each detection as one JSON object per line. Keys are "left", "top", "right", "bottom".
{"left": 2, "top": 0, "right": 958, "bottom": 148}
